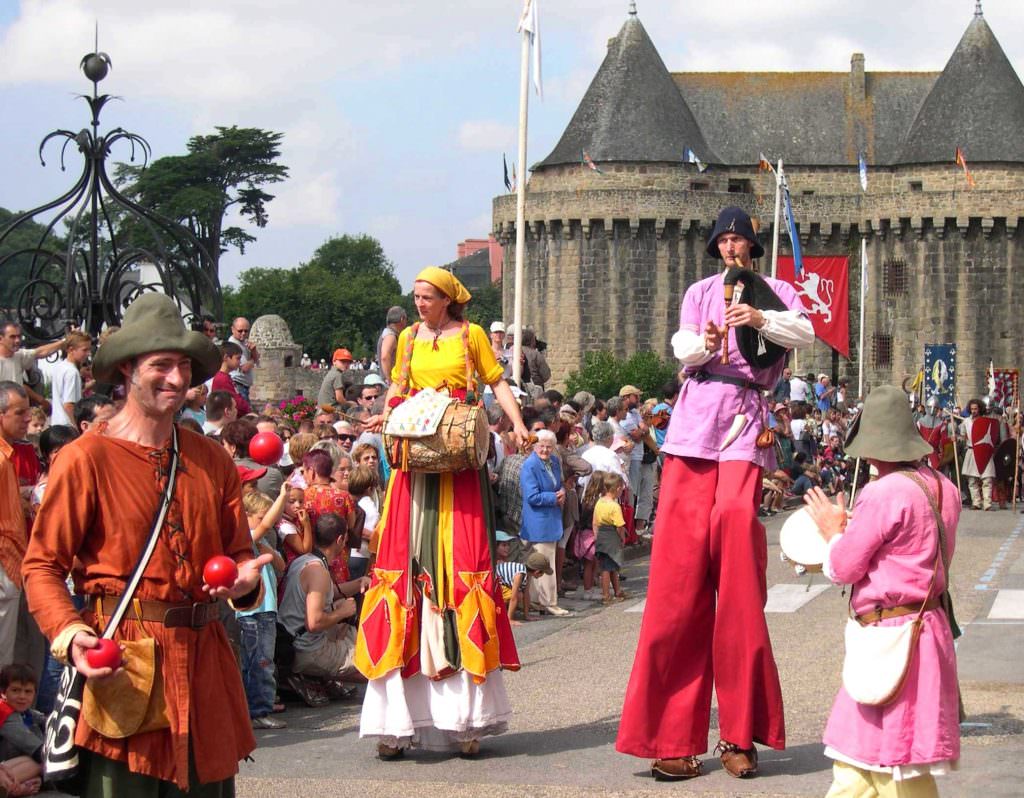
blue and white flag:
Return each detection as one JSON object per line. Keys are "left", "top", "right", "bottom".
{"left": 858, "top": 152, "right": 868, "bottom": 192}
{"left": 684, "top": 147, "right": 708, "bottom": 173}
{"left": 781, "top": 173, "right": 803, "bottom": 277}
{"left": 924, "top": 344, "right": 957, "bottom": 409}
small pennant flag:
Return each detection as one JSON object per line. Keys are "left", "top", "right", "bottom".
{"left": 503, "top": 154, "right": 512, "bottom": 192}
{"left": 517, "top": 0, "right": 543, "bottom": 98}
{"left": 684, "top": 147, "right": 708, "bottom": 173}
{"left": 581, "top": 150, "right": 603, "bottom": 174}
{"left": 511, "top": 162, "right": 518, "bottom": 192}
{"left": 988, "top": 358, "right": 997, "bottom": 397}
{"left": 758, "top": 152, "right": 775, "bottom": 173}
{"left": 955, "top": 147, "right": 976, "bottom": 189}
{"left": 781, "top": 172, "right": 803, "bottom": 277}
{"left": 858, "top": 152, "right": 868, "bottom": 192}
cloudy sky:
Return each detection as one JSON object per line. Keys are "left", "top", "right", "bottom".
{"left": 1, "top": 0, "right": 1021, "bottom": 291}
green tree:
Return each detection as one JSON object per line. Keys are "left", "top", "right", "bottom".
{"left": 117, "top": 126, "right": 288, "bottom": 285}
{"left": 0, "top": 207, "right": 67, "bottom": 310}
{"left": 224, "top": 234, "right": 405, "bottom": 361}
{"left": 464, "top": 280, "right": 503, "bottom": 328}
{"left": 565, "top": 350, "right": 679, "bottom": 400}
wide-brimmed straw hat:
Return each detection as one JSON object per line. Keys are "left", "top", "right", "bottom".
{"left": 844, "top": 384, "right": 932, "bottom": 463}
{"left": 92, "top": 293, "right": 221, "bottom": 387}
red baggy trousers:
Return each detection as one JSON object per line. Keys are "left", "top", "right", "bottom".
{"left": 616, "top": 455, "right": 786, "bottom": 758}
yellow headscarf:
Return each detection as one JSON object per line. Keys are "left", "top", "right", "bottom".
{"left": 415, "top": 266, "right": 472, "bottom": 304}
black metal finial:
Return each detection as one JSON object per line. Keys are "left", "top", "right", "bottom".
{"left": 629, "top": 1, "right": 638, "bottom": 15}
{"left": 0, "top": 46, "right": 220, "bottom": 342}
{"left": 975, "top": 1, "right": 983, "bottom": 17}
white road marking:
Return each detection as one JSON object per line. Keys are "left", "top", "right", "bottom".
{"left": 975, "top": 519, "right": 1023, "bottom": 590}
{"left": 764, "top": 583, "right": 830, "bottom": 613}
{"left": 625, "top": 599, "right": 646, "bottom": 613}
{"left": 989, "top": 589, "right": 1024, "bottom": 620}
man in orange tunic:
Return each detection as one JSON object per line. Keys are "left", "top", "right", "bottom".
{"left": 22, "top": 294, "right": 271, "bottom": 795}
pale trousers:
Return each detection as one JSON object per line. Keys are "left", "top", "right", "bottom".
{"left": 0, "top": 565, "right": 20, "bottom": 670}
{"left": 527, "top": 542, "right": 558, "bottom": 609}
{"left": 968, "top": 476, "right": 993, "bottom": 509}
{"left": 825, "top": 762, "right": 939, "bottom": 798}
{"left": 635, "top": 461, "right": 657, "bottom": 524}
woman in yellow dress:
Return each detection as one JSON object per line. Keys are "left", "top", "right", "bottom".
{"left": 357, "top": 267, "right": 529, "bottom": 758}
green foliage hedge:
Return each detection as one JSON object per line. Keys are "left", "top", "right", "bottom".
{"left": 564, "top": 350, "right": 679, "bottom": 401}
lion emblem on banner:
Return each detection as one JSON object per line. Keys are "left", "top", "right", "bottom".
{"left": 794, "top": 271, "right": 834, "bottom": 324}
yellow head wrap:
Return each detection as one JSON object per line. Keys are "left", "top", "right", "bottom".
{"left": 415, "top": 266, "right": 472, "bottom": 305}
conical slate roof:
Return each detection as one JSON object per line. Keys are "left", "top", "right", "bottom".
{"left": 537, "top": 11, "right": 718, "bottom": 169}
{"left": 900, "top": 13, "right": 1024, "bottom": 163}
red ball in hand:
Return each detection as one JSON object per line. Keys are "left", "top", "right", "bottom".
{"left": 248, "top": 432, "right": 284, "bottom": 466}
{"left": 85, "top": 639, "right": 122, "bottom": 670}
{"left": 203, "top": 555, "right": 238, "bottom": 590}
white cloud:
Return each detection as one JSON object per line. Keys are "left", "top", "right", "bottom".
{"left": 456, "top": 120, "right": 515, "bottom": 152}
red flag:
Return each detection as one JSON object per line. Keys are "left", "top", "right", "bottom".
{"left": 776, "top": 256, "right": 850, "bottom": 356}
{"left": 955, "top": 147, "right": 976, "bottom": 189}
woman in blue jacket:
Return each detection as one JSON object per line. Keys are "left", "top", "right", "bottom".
{"left": 519, "top": 430, "right": 572, "bottom": 616}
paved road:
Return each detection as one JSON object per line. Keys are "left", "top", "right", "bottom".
{"left": 237, "top": 507, "right": 1024, "bottom": 797}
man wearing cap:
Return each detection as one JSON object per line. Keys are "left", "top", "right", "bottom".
{"left": 317, "top": 348, "right": 354, "bottom": 408}
{"left": 22, "top": 293, "right": 271, "bottom": 793}
{"left": 618, "top": 385, "right": 656, "bottom": 534}
{"left": 376, "top": 306, "right": 408, "bottom": 386}
{"left": 617, "top": 206, "right": 814, "bottom": 780}
{"left": 227, "top": 316, "right": 259, "bottom": 403}
{"left": 489, "top": 321, "right": 507, "bottom": 363}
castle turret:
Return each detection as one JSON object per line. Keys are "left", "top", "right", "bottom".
{"left": 537, "top": 7, "right": 718, "bottom": 168}
{"left": 900, "top": 9, "right": 1024, "bottom": 163}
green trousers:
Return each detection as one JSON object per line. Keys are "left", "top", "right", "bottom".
{"left": 80, "top": 749, "right": 234, "bottom": 798}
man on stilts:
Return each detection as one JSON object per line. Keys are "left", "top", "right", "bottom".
{"left": 616, "top": 206, "right": 814, "bottom": 780}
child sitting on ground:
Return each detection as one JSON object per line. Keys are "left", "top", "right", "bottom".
{"left": 495, "top": 531, "right": 532, "bottom": 625}
{"left": 346, "top": 465, "right": 380, "bottom": 581}
{"left": 278, "top": 485, "right": 314, "bottom": 564}
{"left": 593, "top": 473, "right": 630, "bottom": 605}
{"left": 239, "top": 487, "right": 288, "bottom": 730}
{"left": 0, "top": 664, "right": 44, "bottom": 796}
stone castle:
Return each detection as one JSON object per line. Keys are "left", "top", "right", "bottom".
{"left": 493, "top": 5, "right": 1024, "bottom": 397}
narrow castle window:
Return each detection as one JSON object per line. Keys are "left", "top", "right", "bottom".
{"left": 691, "top": 181, "right": 710, "bottom": 191}
{"left": 727, "top": 179, "right": 751, "bottom": 193}
{"left": 909, "top": 181, "right": 923, "bottom": 192}
{"left": 883, "top": 258, "right": 907, "bottom": 297}
{"left": 872, "top": 333, "right": 893, "bottom": 368}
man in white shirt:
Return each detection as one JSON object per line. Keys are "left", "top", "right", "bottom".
{"left": 50, "top": 331, "right": 92, "bottom": 427}
{"left": 789, "top": 372, "right": 810, "bottom": 404}
{"left": 0, "top": 322, "right": 69, "bottom": 410}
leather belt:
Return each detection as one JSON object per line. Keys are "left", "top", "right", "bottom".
{"left": 689, "top": 371, "right": 767, "bottom": 392}
{"left": 852, "top": 596, "right": 941, "bottom": 626}
{"left": 97, "top": 596, "right": 220, "bottom": 630}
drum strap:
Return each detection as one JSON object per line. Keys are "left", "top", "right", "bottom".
{"left": 395, "top": 321, "right": 478, "bottom": 402}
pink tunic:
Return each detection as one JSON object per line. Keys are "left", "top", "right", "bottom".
{"left": 824, "top": 466, "right": 961, "bottom": 767}
{"left": 661, "top": 273, "right": 804, "bottom": 469}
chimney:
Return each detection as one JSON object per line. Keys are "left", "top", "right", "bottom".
{"left": 850, "top": 53, "right": 866, "bottom": 104}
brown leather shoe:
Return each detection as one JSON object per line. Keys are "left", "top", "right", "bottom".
{"left": 650, "top": 756, "right": 703, "bottom": 781}
{"left": 715, "top": 740, "right": 758, "bottom": 778}
{"left": 377, "top": 742, "right": 404, "bottom": 760}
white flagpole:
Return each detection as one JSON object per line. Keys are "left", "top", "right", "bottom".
{"left": 770, "top": 159, "right": 783, "bottom": 279}
{"left": 858, "top": 235, "right": 868, "bottom": 398}
{"left": 512, "top": 11, "right": 531, "bottom": 388}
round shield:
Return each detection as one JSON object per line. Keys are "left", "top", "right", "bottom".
{"left": 994, "top": 438, "right": 1018, "bottom": 483}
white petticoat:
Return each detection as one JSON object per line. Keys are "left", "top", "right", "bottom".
{"left": 360, "top": 669, "right": 512, "bottom": 751}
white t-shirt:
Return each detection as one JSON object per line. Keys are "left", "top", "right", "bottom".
{"left": 50, "top": 360, "right": 81, "bottom": 427}
{"left": 352, "top": 495, "right": 379, "bottom": 559}
{"left": 789, "top": 377, "right": 809, "bottom": 403}
{"left": 0, "top": 349, "right": 37, "bottom": 384}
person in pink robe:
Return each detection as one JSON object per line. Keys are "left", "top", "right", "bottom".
{"left": 805, "top": 384, "right": 961, "bottom": 798}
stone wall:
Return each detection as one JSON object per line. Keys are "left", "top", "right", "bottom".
{"left": 494, "top": 161, "right": 1024, "bottom": 396}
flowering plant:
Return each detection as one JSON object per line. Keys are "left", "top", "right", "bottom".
{"left": 278, "top": 395, "right": 319, "bottom": 424}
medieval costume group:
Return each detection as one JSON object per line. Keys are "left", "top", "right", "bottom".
{"left": 19, "top": 209, "right": 962, "bottom": 798}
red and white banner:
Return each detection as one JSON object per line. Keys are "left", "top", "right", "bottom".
{"left": 776, "top": 256, "right": 850, "bottom": 357}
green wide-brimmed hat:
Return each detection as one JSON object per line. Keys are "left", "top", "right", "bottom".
{"left": 92, "top": 294, "right": 221, "bottom": 387}
{"left": 845, "top": 384, "right": 932, "bottom": 463}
